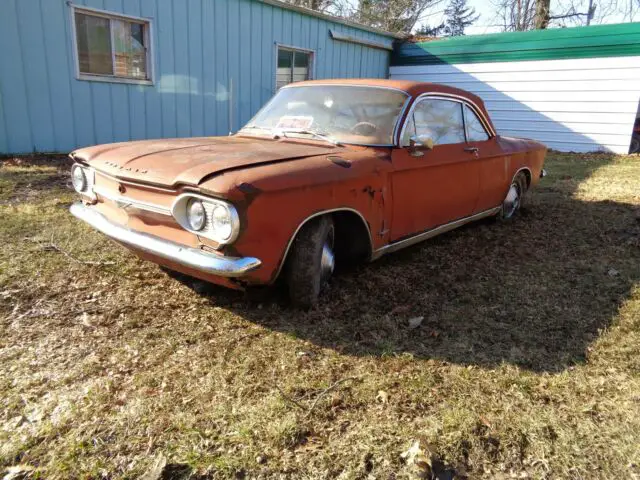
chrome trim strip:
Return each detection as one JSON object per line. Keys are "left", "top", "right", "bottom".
{"left": 70, "top": 202, "right": 261, "bottom": 277}
{"left": 273, "top": 207, "right": 374, "bottom": 281}
{"left": 371, "top": 206, "right": 502, "bottom": 260}
{"left": 93, "top": 185, "right": 172, "bottom": 216}
{"left": 398, "top": 92, "right": 496, "bottom": 147}
{"left": 93, "top": 169, "right": 178, "bottom": 193}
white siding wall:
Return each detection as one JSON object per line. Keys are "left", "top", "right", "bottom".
{"left": 390, "top": 57, "right": 640, "bottom": 154}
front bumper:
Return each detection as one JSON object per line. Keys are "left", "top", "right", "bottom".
{"left": 69, "top": 202, "right": 261, "bottom": 278}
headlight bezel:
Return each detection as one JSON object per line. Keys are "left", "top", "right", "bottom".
{"left": 171, "top": 193, "right": 240, "bottom": 245}
{"left": 71, "top": 165, "right": 87, "bottom": 192}
{"left": 70, "top": 163, "right": 96, "bottom": 199}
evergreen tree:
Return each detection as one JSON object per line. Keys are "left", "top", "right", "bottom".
{"left": 443, "top": 0, "right": 479, "bottom": 36}
{"left": 415, "top": 22, "right": 447, "bottom": 36}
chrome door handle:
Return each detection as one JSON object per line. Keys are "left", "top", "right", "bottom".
{"left": 464, "top": 147, "right": 479, "bottom": 153}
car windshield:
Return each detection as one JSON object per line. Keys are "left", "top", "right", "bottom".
{"left": 239, "top": 85, "right": 409, "bottom": 145}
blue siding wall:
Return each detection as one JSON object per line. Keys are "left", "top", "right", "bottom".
{"left": 0, "top": 0, "right": 392, "bottom": 154}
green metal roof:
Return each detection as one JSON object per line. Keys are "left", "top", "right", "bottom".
{"left": 392, "top": 22, "right": 640, "bottom": 65}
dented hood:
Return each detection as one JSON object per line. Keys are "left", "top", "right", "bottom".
{"left": 71, "top": 136, "right": 342, "bottom": 187}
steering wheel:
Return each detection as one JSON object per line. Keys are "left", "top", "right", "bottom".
{"left": 350, "top": 121, "right": 378, "bottom": 136}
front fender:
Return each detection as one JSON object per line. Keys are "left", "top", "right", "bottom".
{"left": 198, "top": 149, "right": 392, "bottom": 284}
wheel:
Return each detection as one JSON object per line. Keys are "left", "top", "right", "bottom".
{"left": 500, "top": 172, "right": 528, "bottom": 220}
{"left": 285, "top": 215, "right": 335, "bottom": 309}
{"left": 630, "top": 134, "right": 640, "bottom": 154}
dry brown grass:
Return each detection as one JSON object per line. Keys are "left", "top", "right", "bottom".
{"left": 1, "top": 152, "right": 639, "bottom": 479}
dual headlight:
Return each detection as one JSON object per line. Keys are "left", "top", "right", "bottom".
{"left": 172, "top": 194, "right": 239, "bottom": 245}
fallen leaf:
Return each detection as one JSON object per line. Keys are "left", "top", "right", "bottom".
{"left": 3, "top": 465, "right": 34, "bottom": 480}
{"left": 376, "top": 390, "right": 389, "bottom": 404}
{"left": 408, "top": 316, "right": 424, "bottom": 329}
{"left": 607, "top": 268, "right": 620, "bottom": 277}
{"left": 139, "top": 454, "right": 166, "bottom": 480}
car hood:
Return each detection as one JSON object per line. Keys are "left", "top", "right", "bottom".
{"left": 70, "top": 136, "right": 343, "bottom": 187}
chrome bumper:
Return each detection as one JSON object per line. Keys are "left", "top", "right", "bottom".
{"left": 69, "top": 202, "right": 261, "bottom": 278}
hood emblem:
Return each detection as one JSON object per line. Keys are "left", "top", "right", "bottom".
{"left": 103, "top": 161, "right": 148, "bottom": 175}
{"left": 118, "top": 184, "right": 126, "bottom": 194}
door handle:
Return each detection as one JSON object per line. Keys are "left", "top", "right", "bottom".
{"left": 464, "top": 147, "right": 479, "bottom": 153}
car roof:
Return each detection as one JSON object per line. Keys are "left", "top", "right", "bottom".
{"left": 285, "top": 78, "right": 494, "bottom": 134}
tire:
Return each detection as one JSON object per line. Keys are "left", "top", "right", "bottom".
{"left": 285, "top": 215, "right": 335, "bottom": 309}
{"left": 499, "top": 172, "right": 528, "bottom": 220}
{"left": 630, "top": 134, "right": 640, "bottom": 154}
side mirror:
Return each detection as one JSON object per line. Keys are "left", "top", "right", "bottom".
{"left": 409, "top": 135, "right": 434, "bottom": 150}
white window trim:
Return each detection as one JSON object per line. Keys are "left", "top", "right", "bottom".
{"left": 69, "top": 3, "right": 155, "bottom": 86}
{"left": 274, "top": 43, "right": 315, "bottom": 92}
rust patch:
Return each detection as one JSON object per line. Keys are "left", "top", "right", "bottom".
{"left": 363, "top": 186, "right": 376, "bottom": 199}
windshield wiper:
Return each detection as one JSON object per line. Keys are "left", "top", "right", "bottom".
{"left": 275, "top": 129, "right": 342, "bottom": 146}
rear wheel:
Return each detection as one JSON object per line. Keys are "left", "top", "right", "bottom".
{"left": 285, "top": 216, "right": 335, "bottom": 309}
{"left": 500, "top": 172, "right": 528, "bottom": 220}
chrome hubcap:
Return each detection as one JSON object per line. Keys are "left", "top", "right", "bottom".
{"left": 320, "top": 241, "right": 335, "bottom": 284}
{"left": 503, "top": 183, "right": 520, "bottom": 218}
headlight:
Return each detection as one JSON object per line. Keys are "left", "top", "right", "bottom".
{"left": 187, "top": 199, "right": 206, "bottom": 231}
{"left": 171, "top": 194, "right": 240, "bottom": 245}
{"left": 71, "top": 165, "right": 87, "bottom": 192}
{"left": 211, "top": 204, "right": 233, "bottom": 241}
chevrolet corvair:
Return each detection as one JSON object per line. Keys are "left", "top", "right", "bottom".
{"left": 69, "top": 79, "right": 546, "bottom": 307}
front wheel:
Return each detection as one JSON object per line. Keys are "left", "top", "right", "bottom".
{"left": 285, "top": 215, "right": 335, "bottom": 309}
{"left": 500, "top": 172, "right": 528, "bottom": 220}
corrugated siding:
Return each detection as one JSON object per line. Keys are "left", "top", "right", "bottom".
{"left": 391, "top": 57, "right": 640, "bottom": 153}
{"left": 392, "top": 22, "right": 640, "bottom": 65}
{"left": 0, "top": 0, "right": 392, "bottom": 154}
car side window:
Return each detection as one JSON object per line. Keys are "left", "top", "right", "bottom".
{"left": 413, "top": 99, "right": 465, "bottom": 146}
{"left": 464, "top": 105, "right": 490, "bottom": 142}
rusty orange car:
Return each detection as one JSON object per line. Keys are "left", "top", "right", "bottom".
{"left": 69, "top": 79, "right": 547, "bottom": 307}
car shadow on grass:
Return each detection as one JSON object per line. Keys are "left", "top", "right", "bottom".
{"left": 173, "top": 154, "right": 640, "bottom": 373}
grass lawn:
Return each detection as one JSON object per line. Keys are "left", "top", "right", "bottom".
{"left": 1, "top": 152, "right": 639, "bottom": 479}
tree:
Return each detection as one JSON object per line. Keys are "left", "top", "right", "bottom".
{"left": 495, "top": 0, "right": 623, "bottom": 31}
{"left": 415, "top": 22, "right": 447, "bottom": 36}
{"left": 353, "top": 0, "right": 442, "bottom": 33}
{"left": 443, "top": 0, "right": 480, "bottom": 35}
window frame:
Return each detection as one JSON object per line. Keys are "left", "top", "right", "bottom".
{"left": 70, "top": 4, "right": 155, "bottom": 86}
{"left": 399, "top": 93, "right": 495, "bottom": 147}
{"left": 463, "top": 104, "right": 490, "bottom": 143}
{"left": 274, "top": 44, "right": 315, "bottom": 92}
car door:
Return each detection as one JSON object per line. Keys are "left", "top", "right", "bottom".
{"left": 389, "top": 97, "right": 480, "bottom": 241}
{"left": 462, "top": 104, "right": 509, "bottom": 212}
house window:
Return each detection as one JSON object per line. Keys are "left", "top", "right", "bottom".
{"left": 73, "top": 7, "right": 152, "bottom": 83}
{"left": 276, "top": 47, "right": 312, "bottom": 90}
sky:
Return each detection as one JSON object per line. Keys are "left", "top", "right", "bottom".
{"left": 425, "top": 0, "right": 637, "bottom": 35}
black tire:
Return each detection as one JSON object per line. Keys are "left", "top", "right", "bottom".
{"left": 285, "top": 215, "right": 335, "bottom": 309}
{"left": 630, "top": 134, "right": 640, "bottom": 154}
{"left": 499, "top": 172, "right": 528, "bottom": 220}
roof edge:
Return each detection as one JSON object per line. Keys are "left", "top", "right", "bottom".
{"left": 256, "top": 0, "right": 405, "bottom": 39}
